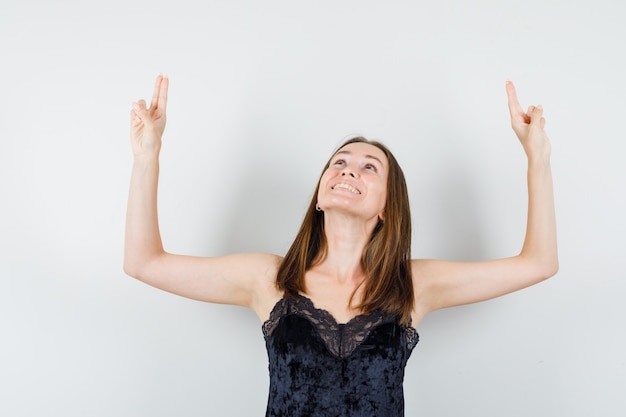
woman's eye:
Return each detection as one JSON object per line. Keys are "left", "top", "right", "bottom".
{"left": 364, "top": 164, "right": 377, "bottom": 172}
{"left": 334, "top": 159, "right": 345, "bottom": 166}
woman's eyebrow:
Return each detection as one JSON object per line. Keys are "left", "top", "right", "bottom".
{"left": 335, "top": 150, "right": 384, "bottom": 166}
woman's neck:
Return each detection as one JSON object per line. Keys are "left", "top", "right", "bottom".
{"left": 314, "top": 212, "right": 379, "bottom": 283}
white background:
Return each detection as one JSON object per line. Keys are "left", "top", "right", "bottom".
{"left": 1, "top": 1, "right": 624, "bottom": 416}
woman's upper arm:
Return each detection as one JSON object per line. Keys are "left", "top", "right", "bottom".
{"left": 124, "top": 252, "right": 282, "bottom": 309}
{"left": 412, "top": 256, "right": 557, "bottom": 314}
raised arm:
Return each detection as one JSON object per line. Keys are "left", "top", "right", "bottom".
{"left": 412, "top": 81, "right": 558, "bottom": 317}
{"left": 123, "top": 76, "right": 280, "bottom": 315}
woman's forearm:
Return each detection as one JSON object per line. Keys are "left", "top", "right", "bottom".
{"left": 124, "top": 154, "right": 164, "bottom": 277}
{"left": 520, "top": 156, "right": 559, "bottom": 277}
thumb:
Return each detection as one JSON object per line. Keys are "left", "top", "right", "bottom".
{"left": 132, "top": 100, "right": 152, "bottom": 126}
{"left": 530, "top": 104, "right": 544, "bottom": 128}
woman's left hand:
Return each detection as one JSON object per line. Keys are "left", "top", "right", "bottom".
{"left": 506, "top": 81, "right": 551, "bottom": 160}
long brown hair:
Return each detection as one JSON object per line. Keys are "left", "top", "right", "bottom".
{"left": 276, "top": 137, "right": 414, "bottom": 324}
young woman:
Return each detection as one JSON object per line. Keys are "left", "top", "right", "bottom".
{"left": 125, "top": 75, "right": 558, "bottom": 416}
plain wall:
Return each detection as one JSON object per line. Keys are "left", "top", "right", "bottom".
{"left": 1, "top": 0, "right": 624, "bottom": 415}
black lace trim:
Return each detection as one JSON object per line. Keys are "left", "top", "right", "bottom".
{"left": 263, "top": 294, "right": 418, "bottom": 358}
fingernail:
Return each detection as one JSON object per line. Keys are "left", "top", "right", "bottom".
{"left": 537, "top": 104, "right": 543, "bottom": 109}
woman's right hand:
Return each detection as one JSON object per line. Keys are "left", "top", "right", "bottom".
{"left": 130, "top": 75, "right": 169, "bottom": 156}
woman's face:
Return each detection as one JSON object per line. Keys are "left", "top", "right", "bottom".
{"left": 317, "top": 142, "right": 388, "bottom": 222}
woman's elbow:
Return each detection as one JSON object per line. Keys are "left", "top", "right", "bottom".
{"left": 539, "top": 256, "right": 559, "bottom": 281}
{"left": 123, "top": 256, "right": 151, "bottom": 280}
{"left": 519, "top": 252, "right": 559, "bottom": 282}
{"left": 123, "top": 259, "right": 141, "bottom": 279}
{"left": 548, "top": 258, "right": 559, "bottom": 278}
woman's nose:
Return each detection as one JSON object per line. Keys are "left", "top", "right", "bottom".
{"left": 341, "top": 169, "right": 357, "bottom": 178}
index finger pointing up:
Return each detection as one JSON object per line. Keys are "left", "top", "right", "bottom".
{"left": 506, "top": 80, "right": 523, "bottom": 118}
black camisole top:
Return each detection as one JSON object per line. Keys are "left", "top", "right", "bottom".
{"left": 262, "top": 293, "right": 419, "bottom": 417}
